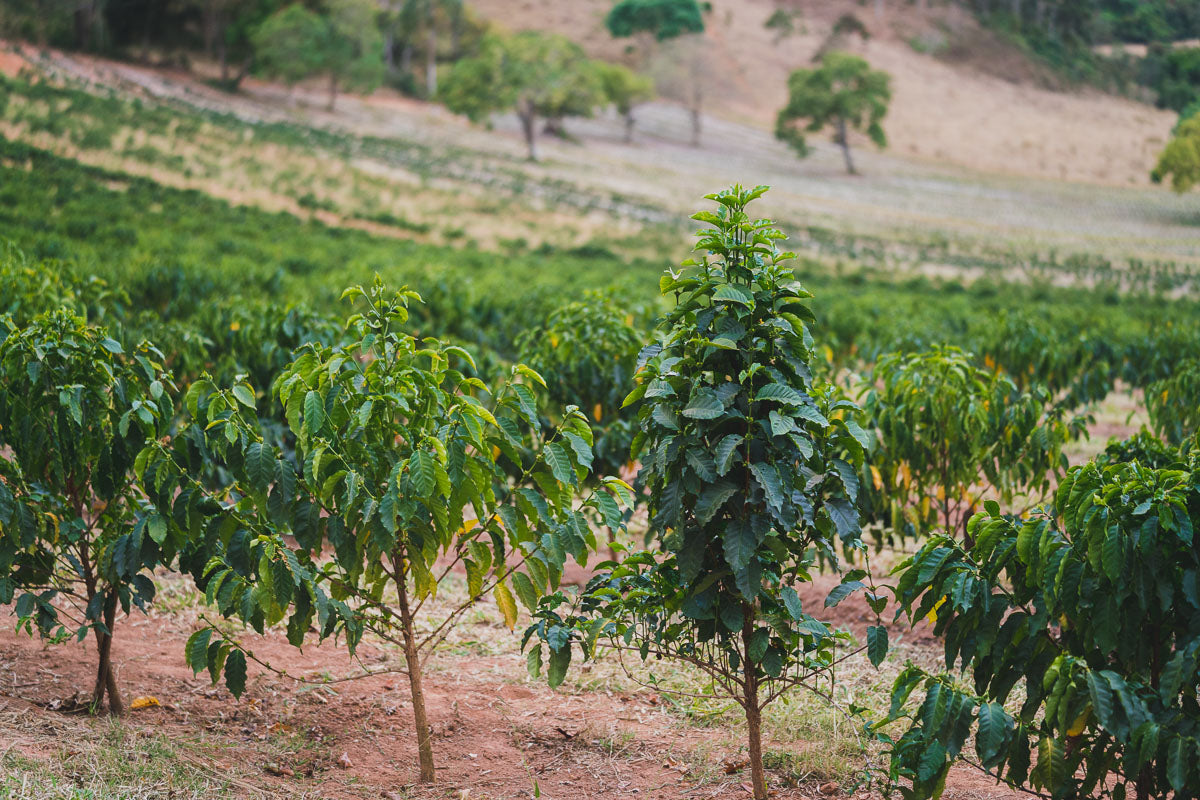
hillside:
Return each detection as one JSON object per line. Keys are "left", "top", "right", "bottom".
{"left": 469, "top": 0, "right": 1177, "bottom": 187}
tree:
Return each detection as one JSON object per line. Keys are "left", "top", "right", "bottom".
{"left": 250, "top": 4, "right": 326, "bottom": 96}
{"left": 775, "top": 51, "right": 891, "bottom": 175}
{"left": 141, "top": 280, "right": 630, "bottom": 784}
{"left": 316, "top": 0, "right": 384, "bottom": 110}
{"left": 606, "top": 0, "right": 708, "bottom": 146}
{"left": 441, "top": 31, "right": 603, "bottom": 161}
{"left": 1152, "top": 112, "right": 1200, "bottom": 193}
{"left": 861, "top": 347, "right": 1084, "bottom": 541}
{"left": 0, "top": 311, "right": 177, "bottom": 716}
{"left": 877, "top": 456, "right": 1200, "bottom": 800}
{"left": 593, "top": 61, "right": 655, "bottom": 143}
{"left": 526, "top": 185, "right": 871, "bottom": 800}
{"left": 605, "top": 0, "right": 705, "bottom": 41}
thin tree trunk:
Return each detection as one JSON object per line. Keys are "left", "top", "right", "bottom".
{"left": 519, "top": 106, "right": 538, "bottom": 161}
{"left": 425, "top": 16, "right": 437, "bottom": 97}
{"left": 623, "top": 111, "right": 635, "bottom": 143}
{"left": 327, "top": 74, "right": 338, "bottom": 111}
{"left": 836, "top": 116, "right": 856, "bottom": 174}
{"left": 395, "top": 560, "right": 435, "bottom": 783}
{"left": 401, "top": 42, "right": 413, "bottom": 73}
{"left": 93, "top": 593, "right": 123, "bottom": 716}
{"left": 742, "top": 612, "right": 767, "bottom": 800}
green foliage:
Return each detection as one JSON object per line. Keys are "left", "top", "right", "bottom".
{"left": 862, "top": 347, "right": 1084, "bottom": 541}
{"left": 1147, "top": 47, "right": 1200, "bottom": 113}
{"left": 775, "top": 52, "right": 891, "bottom": 174}
{"left": 0, "top": 311, "right": 176, "bottom": 715}
{"left": 139, "top": 279, "right": 628, "bottom": 780}
{"left": 605, "top": 0, "right": 705, "bottom": 41}
{"left": 1153, "top": 114, "right": 1200, "bottom": 193}
{"left": 1147, "top": 360, "right": 1200, "bottom": 445}
{"left": 525, "top": 185, "right": 867, "bottom": 800}
{"left": 251, "top": 4, "right": 328, "bottom": 88}
{"left": 515, "top": 292, "right": 646, "bottom": 485}
{"left": 318, "top": 0, "right": 385, "bottom": 102}
{"left": 441, "top": 31, "right": 604, "bottom": 160}
{"left": 593, "top": 61, "right": 655, "bottom": 138}
{"left": 877, "top": 456, "right": 1200, "bottom": 799}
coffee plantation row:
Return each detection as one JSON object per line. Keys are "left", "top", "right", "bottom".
{"left": 4, "top": 133, "right": 1200, "bottom": 797}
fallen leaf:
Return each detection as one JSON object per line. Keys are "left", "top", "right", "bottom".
{"left": 819, "top": 782, "right": 840, "bottom": 795}
{"left": 130, "top": 696, "right": 160, "bottom": 710}
{"left": 263, "top": 763, "right": 294, "bottom": 777}
{"left": 723, "top": 758, "right": 750, "bottom": 775}
{"left": 337, "top": 752, "right": 353, "bottom": 769}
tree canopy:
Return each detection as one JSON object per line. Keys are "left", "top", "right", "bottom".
{"left": 774, "top": 51, "right": 891, "bottom": 175}
{"left": 605, "top": 0, "right": 706, "bottom": 41}
{"left": 441, "top": 31, "right": 603, "bottom": 161}
{"left": 1152, "top": 112, "right": 1200, "bottom": 192}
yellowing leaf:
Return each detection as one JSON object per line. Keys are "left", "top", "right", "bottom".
{"left": 494, "top": 583, "right": 518, "bottom": 631}
{"left": 130, "top": 696, "right": 160, "bottom": 710}
{"left": 926, "top": 596, "right": 947, "bottom": 624}
{"left": 1066, "top": 707, "right": 1090, "bottom": 737}
{"left": 230, "top": 321, "right": 241, "bottom": 332}
{"left": 593, "top": 403, "right": 603, "bottom": 422}
{"left": 869, "top": 465, "right": 883, "bottom": 492}
{"left": 549, "top": 334, "right": 559, "bottom": 348}
{"left": 984, "top": 354, "right": 995, "bottom": 369}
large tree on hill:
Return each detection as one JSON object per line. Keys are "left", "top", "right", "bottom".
{"left": 316, "top": 0, "right": 385, "bottom": 110}
{"left": 251, "top": 4, "right": 327, "bottom": 96}
{"left": 605, "top": 0, "right": 708, "bottom": 146}
{"left": 1152, "top": 112, "right": 1200, "bottom": 193}
{"left": 440, "top": 31, "right": 603, "bottom": 161}
{"left": 775, "top": 51, "right": 891, "bottom": 175}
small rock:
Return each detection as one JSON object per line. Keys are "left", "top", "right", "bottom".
{"left": 337, "top": 752, "right": 354, "bottom": 769}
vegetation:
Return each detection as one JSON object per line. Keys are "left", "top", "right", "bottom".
{"left": 775, "top": 52, "right": 891, "bottom": 175}
{"left": 441, "top": 31, "right": 603, "bottom": 160}
{"left": 139, "top": 279, "right": 631, "bottom": 783}
{"left": 878, "top": 455, "right": 1200, "bottom": 800}
{"left": 528, "top": 186, "right": 871, "bottom": 800}
{"left": 1152, "top": 112, "right": 1200, "bottom": 192}
{"left": 0, "top": 311, "right": 176, "bottom": 716}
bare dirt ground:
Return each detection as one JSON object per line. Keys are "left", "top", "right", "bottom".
{"left": 0, "top": 569, "right": 1019, "bottom": 800}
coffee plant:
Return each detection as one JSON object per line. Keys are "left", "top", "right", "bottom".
{"left": 139, "top": 279, "right": 630, "bottom": 783}
{"left": 1147, "top": 359, "right": 1200, "bottom": 445}
{"left": 525, "top": 185, "right": 870, "bottom": 800}
{"left": 515, "top": 291, "right": 645, "bottom": 494}
{"left": 862, "top": 346, "right": 1085, "bottom": 542}
{"left": 876, "top": 456, "right": 1200, "bottom": 799}
{"left": 0, "top": 311, "right": 177, "bottom": 715}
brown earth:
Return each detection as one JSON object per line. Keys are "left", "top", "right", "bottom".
{"left": 0, "top": 570, "right": 1018, "bottom": 799}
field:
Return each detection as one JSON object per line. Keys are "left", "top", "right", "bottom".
{"left": 0, "top": 6, "right": 1199, "bottom": 799}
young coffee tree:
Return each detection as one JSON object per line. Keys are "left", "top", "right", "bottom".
{"left": 1152, "top": 112, "right": 1200, "bottom": 193}
{"left": 139, "top": 280, "right": 630, "bottom": 784}
{"left": 1147, "top": 359, "right": 1200, "bottom": 445}
{"left": 525, "top": 185, "right": 871, "bottom": 800}
{"left": 0, "top": 311, "right": 177, "bottom": 715}
{"left": 876, "top": 455, "right": 1200, "bottom": 800}
{"left": 775, "top": 51, "right": 891, "bottom": 175}
{"left": 861, "top": 346, "right": 1084, "bottom": 542}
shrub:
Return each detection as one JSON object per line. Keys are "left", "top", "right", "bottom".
{"left": 877, "top": 457, "right": 1200, "bottom": 799}
{"left": 0, "top": 311, "right": 176, "bottom": 715}
{"left": 526, "top": 185, "right": 869, "bottom": 800}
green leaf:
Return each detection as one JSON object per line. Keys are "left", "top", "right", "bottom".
{"left": 712, "top": 284, "right": 752, "bottom": 305}
{"left": 303, "top": 390, "right": 325, "bottom": 438}
{"left": 224, "top": 649, "right": 247, "bottom": 698}
{"left": 232, "top": 384, "right": 256, "bottom": 409}
{"left": 547, "top": 641, "right": 571, "bottom": 689}
{"left": 186, "top": 628, "right": 212, "bottom": 675}
{"left": 683, "top": 389, "right": 724, "bottom": 420}
{"left": 723, "top": 517, "right": 759, "bottom": 574}
{"left": 755, "top": 383, "right": 804, "bottom": 405}
{"left": 1168, "top": 736, "right": 1189, "bottom": 792}
{"left": 976, "top": 702, "right": 1009, "bottom": 764}
{"left": 245, "top": 442, "right": 275, "bottom": 491}
{"left": 511, "top": 571, "right": 539, "bottom": 612}
{"left": 410, "top": 450, "right": 436, "bottom": 498}
{"left": 714, "top": 434, "right": 743, "bottom": 475}
{"left": 781, "top": 585, "right": 804, "bottom": 620}
{"left": 867, "top": 625, "right": 887, "bottom": 666}
{"left": 146, "top": 514, "right": 168, "bottom": 546}
{"left": 543, "top": 441, "right": 576, "bottom": 486}
{"left": 825, "top": 580, "right": 864, "bottom": 607}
